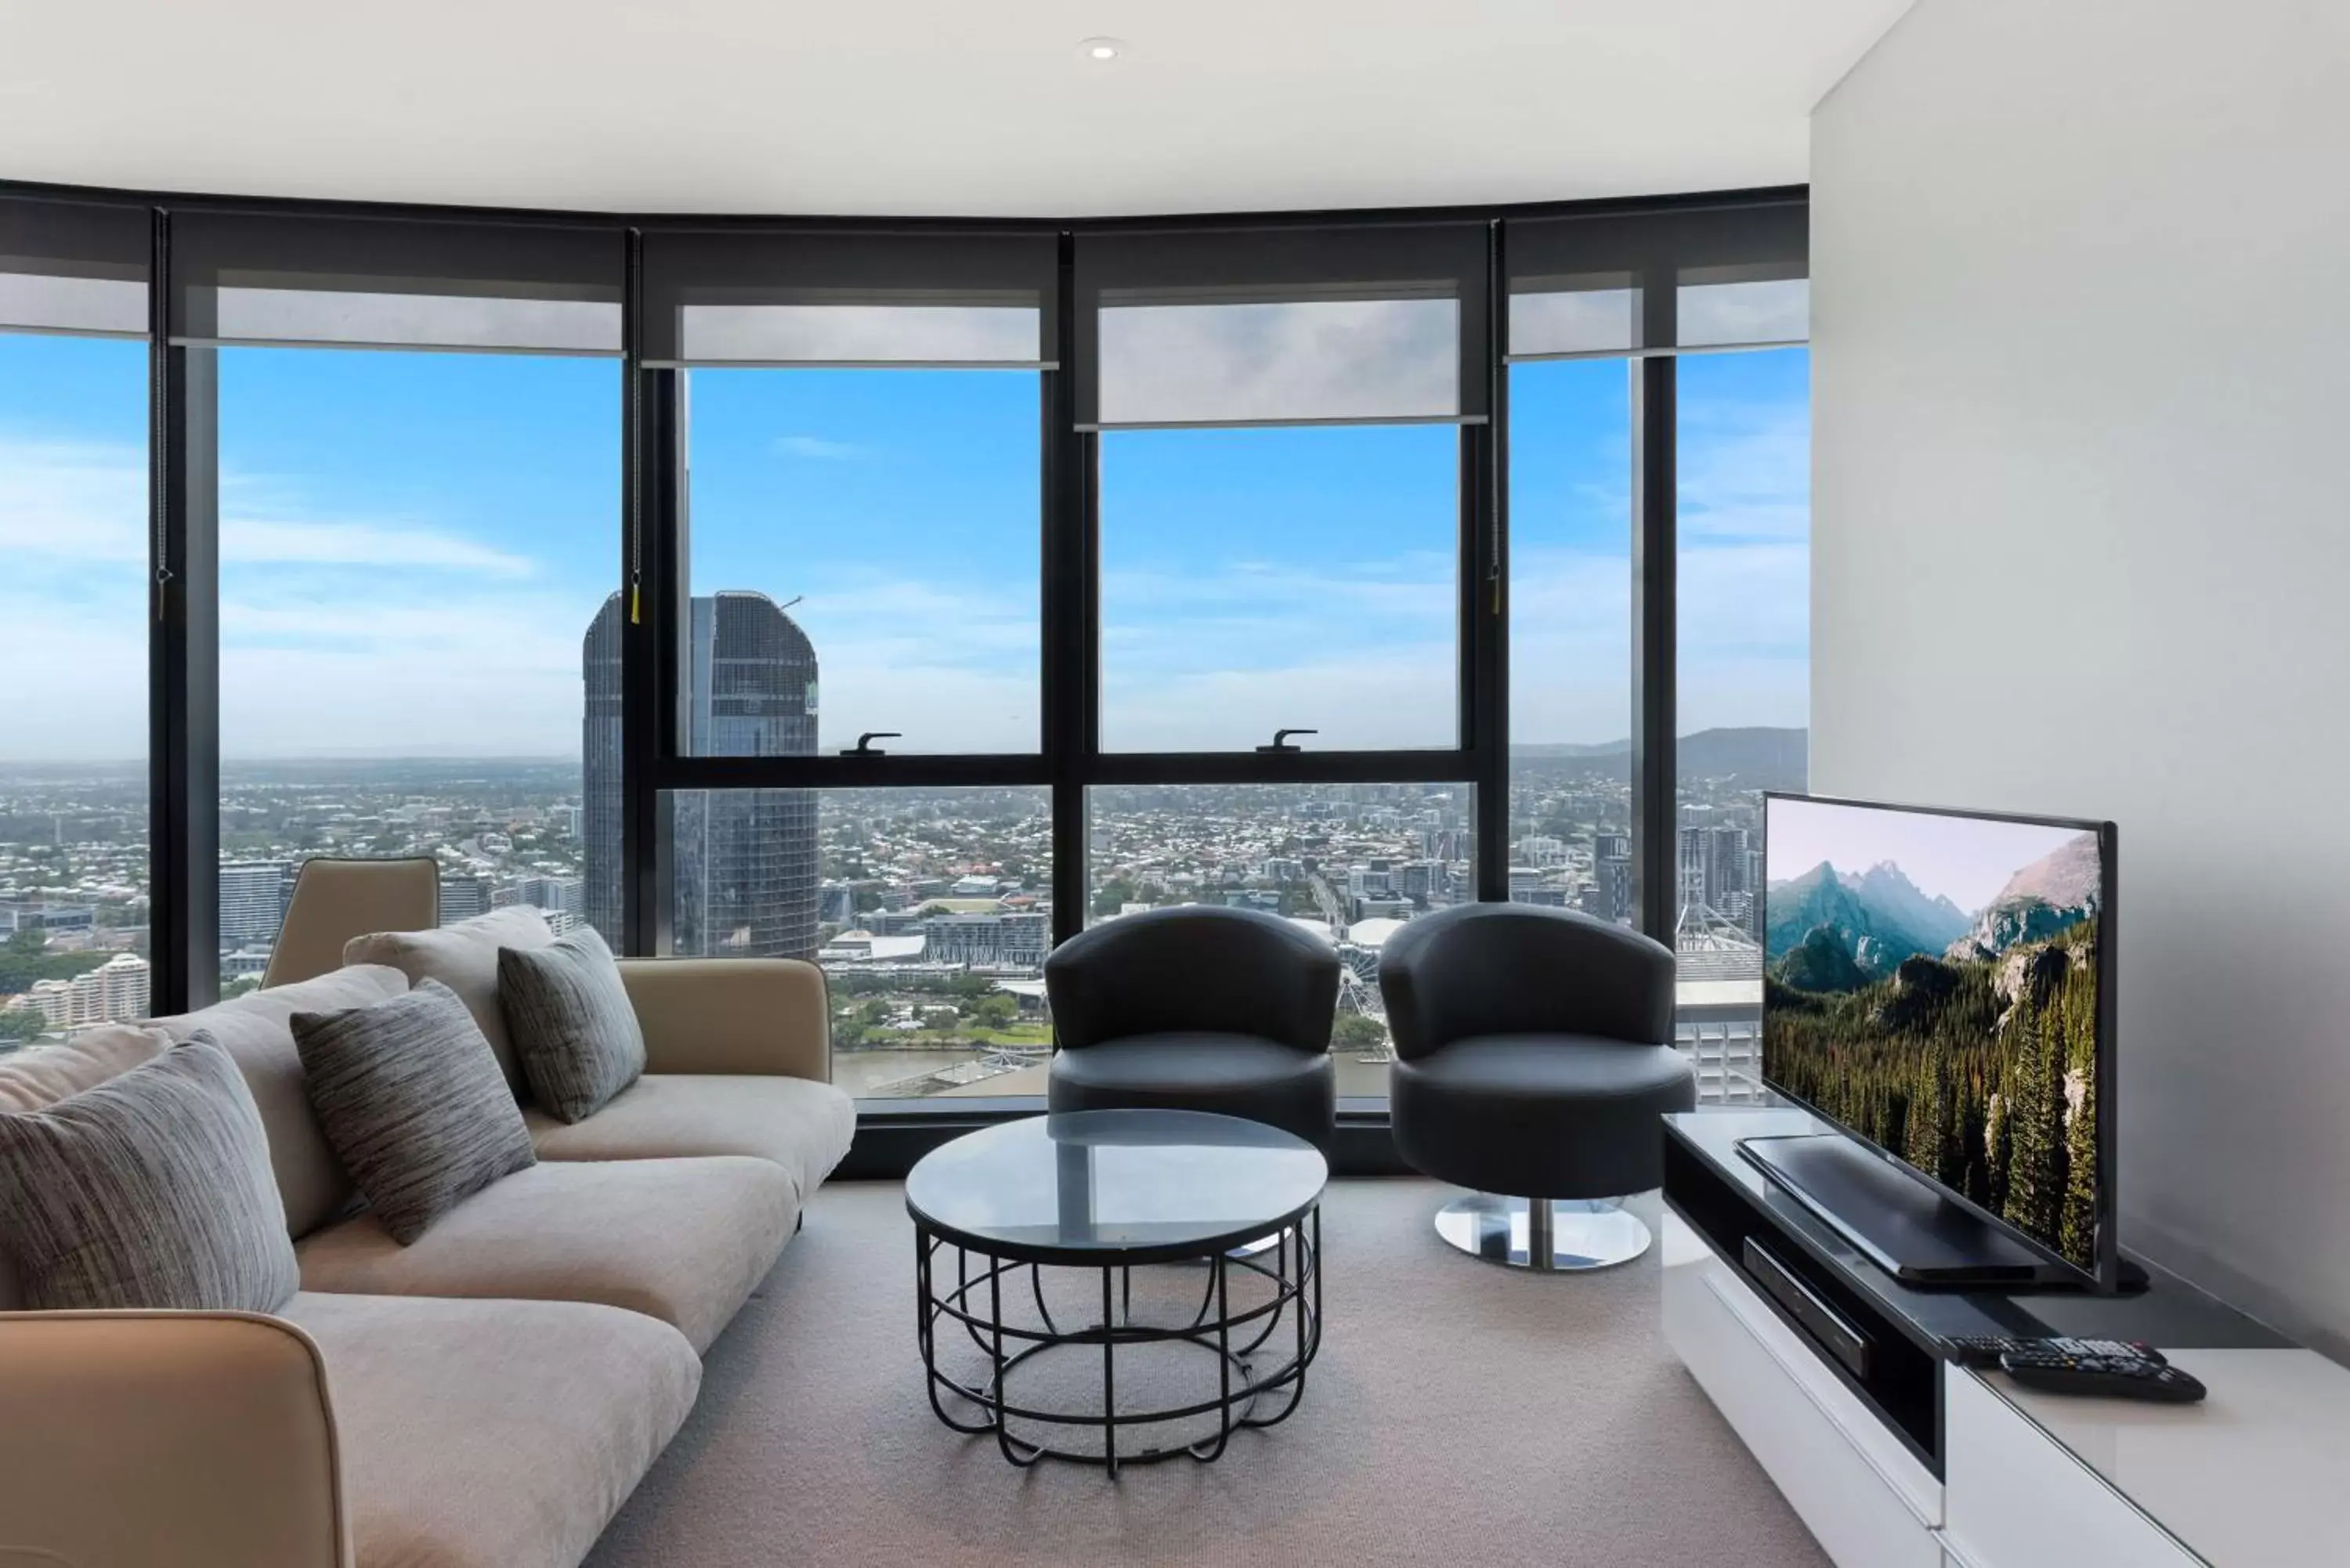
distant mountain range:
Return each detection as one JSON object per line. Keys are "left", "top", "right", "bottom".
{"left": 1513, "top": 728, "right": 1807, "bottom": 791}
{"left": 1767, "top": 830, "right": 2101, "bottom": 989}
{"left": 1766, "top": 859, "right": 1972, "bottom": 977}
{"left": 1945, "top": 831, "right": 2102, "bottom": 962}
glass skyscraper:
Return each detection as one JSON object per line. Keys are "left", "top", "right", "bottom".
{"left": 582, "top": 591, "right": 819, "bottom": 957}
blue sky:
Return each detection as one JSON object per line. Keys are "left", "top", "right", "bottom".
{"left": 0, "top": 325, "right": 1808, "bottom": 761}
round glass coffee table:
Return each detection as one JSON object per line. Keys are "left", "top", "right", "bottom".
{"left": 906, "top": 1108, "right": 1326, "bottom": 1472}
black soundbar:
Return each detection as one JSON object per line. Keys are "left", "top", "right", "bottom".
{"left": 1744, "top": 1235, "right": 1871, "bottom": 1381}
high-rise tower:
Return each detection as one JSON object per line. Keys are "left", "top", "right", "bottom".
{"left": 583, "top": 591, "right": 819, "bottom": 958}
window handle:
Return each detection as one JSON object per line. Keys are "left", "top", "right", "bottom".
{"left": 1256, "top": 728, "right": 1318, "bottom": 753}
{"left": 841, "top": 732, "right": 902, "bottom": 757}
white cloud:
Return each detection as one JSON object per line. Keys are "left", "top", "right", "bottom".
{"left": 1676, "top": 541, "right": 1810, "bottom": 732}
{"left": 0, "top": 427, "right": 569, "bottom": 757}
{"left": 0, "top": 433, "right": 537, "bottom": 576}
{"left": 774, "top": 434, "right": 871, "bottom": 462}
{"left": 1678, "top": 386, "right": 1810, "bottom": 544}
{"left": 216, "top": 581, "right": 602, "bottom": 757}
{"left": 221, "top": 518, "right": 536, "bottom": 576}
{"left": 1671, "top": 370, "right": 1812, "bottom": 732}
{"left": 1101, "top": 645, "right": 1459, "bottom": 752}
{"left": 1101, "top": 551, "right": 1455, "bottom": 642}
{"left": 0, "top": 434, "right": 148, "bottom": 564}
{"left": 0, "top": 434, "right": 157, "bottom": 761}
{"left": 814, "top": 663, "right": 1039, "bottom": 754}
{"left": 1509, "top": 545, "right": 1635, "bottom": 746}
{"left": 1, "top": 589, "right": 153, "bottom": 760}
{"left": 757, "top": 548, "right": 1470, "bottom": 754}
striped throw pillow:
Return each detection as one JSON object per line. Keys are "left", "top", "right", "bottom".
{"left": 292, "top": 979, "right": 536, "bottom": 1245}
{"left": 0, "top": 1031, "right": 300, "bottom": 1312}
{"left": 497, "top": 926, "right": 647, "bottom": 1124}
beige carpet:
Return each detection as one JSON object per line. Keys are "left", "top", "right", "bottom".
{"left": 588, "top": 1178, "right": 1830, "bottom": 1568}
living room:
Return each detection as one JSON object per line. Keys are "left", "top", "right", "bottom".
{"left": 2, "top": 3, "right": 2345, "bottom": 1566}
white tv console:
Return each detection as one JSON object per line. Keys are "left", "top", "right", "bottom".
{"left": 1660, "top": 1109, "right": 2343, "bottom": 1568}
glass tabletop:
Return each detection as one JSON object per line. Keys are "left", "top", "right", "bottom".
{"left": 905, "top": 1109, "right": 1329, "bottom": 1263}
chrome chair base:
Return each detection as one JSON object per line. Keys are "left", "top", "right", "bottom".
{"left": 1433, "top": 1194, "right": 1650, "bottom": 1271}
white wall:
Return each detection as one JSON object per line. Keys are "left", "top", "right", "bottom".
{"left": 1811, "top": 0, "right": 2350, "bottom": 1352}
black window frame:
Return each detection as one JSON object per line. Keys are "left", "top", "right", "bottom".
{"left": 0, "top": 178, "right": 1805, "bottom": 1169}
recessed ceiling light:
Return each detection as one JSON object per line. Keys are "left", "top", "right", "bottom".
{"left": 1079, "top": 36, "right": 1125, "bottom": 63}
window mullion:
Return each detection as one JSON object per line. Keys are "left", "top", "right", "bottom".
{"left": 1629, "top": 275, "right": 1678, "bottom": 946}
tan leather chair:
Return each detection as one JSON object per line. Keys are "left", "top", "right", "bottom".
{"left": 262, "top": 858, "right": 439, "bottom": 989}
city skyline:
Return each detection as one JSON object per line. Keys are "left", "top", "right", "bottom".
{"left": 2, "top": 310, "right": 1803, "bottom": 1095}
{"left": 1, "top": 754, "right": 1787, "bottom": 1093}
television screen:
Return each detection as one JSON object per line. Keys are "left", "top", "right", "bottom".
{"left": 1762, "top": 795, "right": 2110, "bottom": 1276}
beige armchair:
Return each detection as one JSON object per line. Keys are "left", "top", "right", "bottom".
{"left": 265, "top": 858, "right": 439, "bottom": 989}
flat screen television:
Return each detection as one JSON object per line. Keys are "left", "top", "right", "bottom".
{"left": 1752, "top": 793, "right": 2120, "bottom": 1292}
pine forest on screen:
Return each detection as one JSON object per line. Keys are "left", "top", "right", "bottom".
{"left": 1761, "top": 800, "right": 2104, "bottom": 1272}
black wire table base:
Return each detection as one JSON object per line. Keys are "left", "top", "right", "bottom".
{"left": 915, "top": 1207, "right": 1322, "bottom": 1474}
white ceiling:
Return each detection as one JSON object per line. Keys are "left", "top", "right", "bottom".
{"left": 0, "top": 1, "right": 1914, "bottom": 218}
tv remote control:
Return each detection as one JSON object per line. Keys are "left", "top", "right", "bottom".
{"left": 1941, "top": 1334, "right": 2165, "bottom": 1368}
{"left": 1996, "top": 1339, "right": 2207, "bottom": 1404}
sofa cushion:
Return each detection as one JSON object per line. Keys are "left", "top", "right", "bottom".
{"left": 295, "top": 1155, "right": 793, "bottom": 1353}
{"left": 498, "top": 926, "right": 647, "bottom": 1123}
{"left": 0, "top": 1021, "right": 176, "bottom": 1309}
{"left": 0, "top": 1034, "right": 299, "bottom": 1312}
{"left": 150, "top": 963, "right": 410, "bottom": 1238}
{"left": 343, "top": 906, "right": 556, "bottom": 1097}
{"left": 291, "top": 980, "right": 537, "bottom": 1246}
{"left": 280, "top": 1290, "right": 700, "bottom": 1568}
{"left": 525, "top": 1072, "right": 855, "bottom": 1203}
{"left": 0, "top": 1021, "right": 172, "bottom": 1112}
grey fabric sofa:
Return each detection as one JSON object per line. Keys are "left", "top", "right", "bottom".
{"left": 0, "top": 910, "right": 855, "bottom": 1568}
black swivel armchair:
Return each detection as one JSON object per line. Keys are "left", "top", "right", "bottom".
{"left": 1043, "top": 905, "right": 1342, "bottom": 1151}
{"left": 1379, "top": 902, "right": 1694, "bottom": 1270}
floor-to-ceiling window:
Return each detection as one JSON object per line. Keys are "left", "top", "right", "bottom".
{"left": 1504, "top": 211, "right": 1810, "bottom": 1103}
{"left": 1504, "top": 273, "right": 1638, "bottom": 927}
{"left": 0, "top": 198, "right": 154, "bottom": 1040}
{"left": 212, "top": 349, "right": 619, "bottom": 995}
{"left": 1674, "top": 277, "right": 1811, "bottom": 1099}
{"left": 168, "top": 211, "right": 626, "bottom": 1001}
{"left": 1079, "top": 223, "right": 1490, "bottom": 1084}
{"left": 642, "top": 230, "right": 1058, "bottom": 1101}
{"left": 1, "top": 191, "right": 1809, "bottom": 1127}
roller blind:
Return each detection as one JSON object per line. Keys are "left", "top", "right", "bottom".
{"left": 1505, "top": 202, "right": 1807, "bottom": 359}
{"left": 639, "top": 229, "right": 1057, "bottom": 368}
{"left": 168, "top": 211, "right": 624, "bottom": 355}
{"left": 1076, "top": 222, "right": 1488, "bottom": 429}
{"left": 0, "top": 196, "right": 150, "bottom": 338}
{"left": 1676, "top": 275, "right": 1809, "bottom": 349}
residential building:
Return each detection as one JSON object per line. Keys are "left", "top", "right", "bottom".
{"left": 218, "top": 862, "right": 290, "bottom": 949}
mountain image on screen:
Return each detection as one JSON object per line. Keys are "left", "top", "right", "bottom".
{"left": 1761, "top": 802, "right": 2103, "bottom": 1274}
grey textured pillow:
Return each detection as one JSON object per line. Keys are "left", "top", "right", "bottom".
{"left": 497, "top": 925, "right": 647, "bottom": 1124}
{"left": 291, "top": 979, "right": 536, "bottom": 1245}
{"left": 0, "top": 1032, "right": 300, "bottom": 1312}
